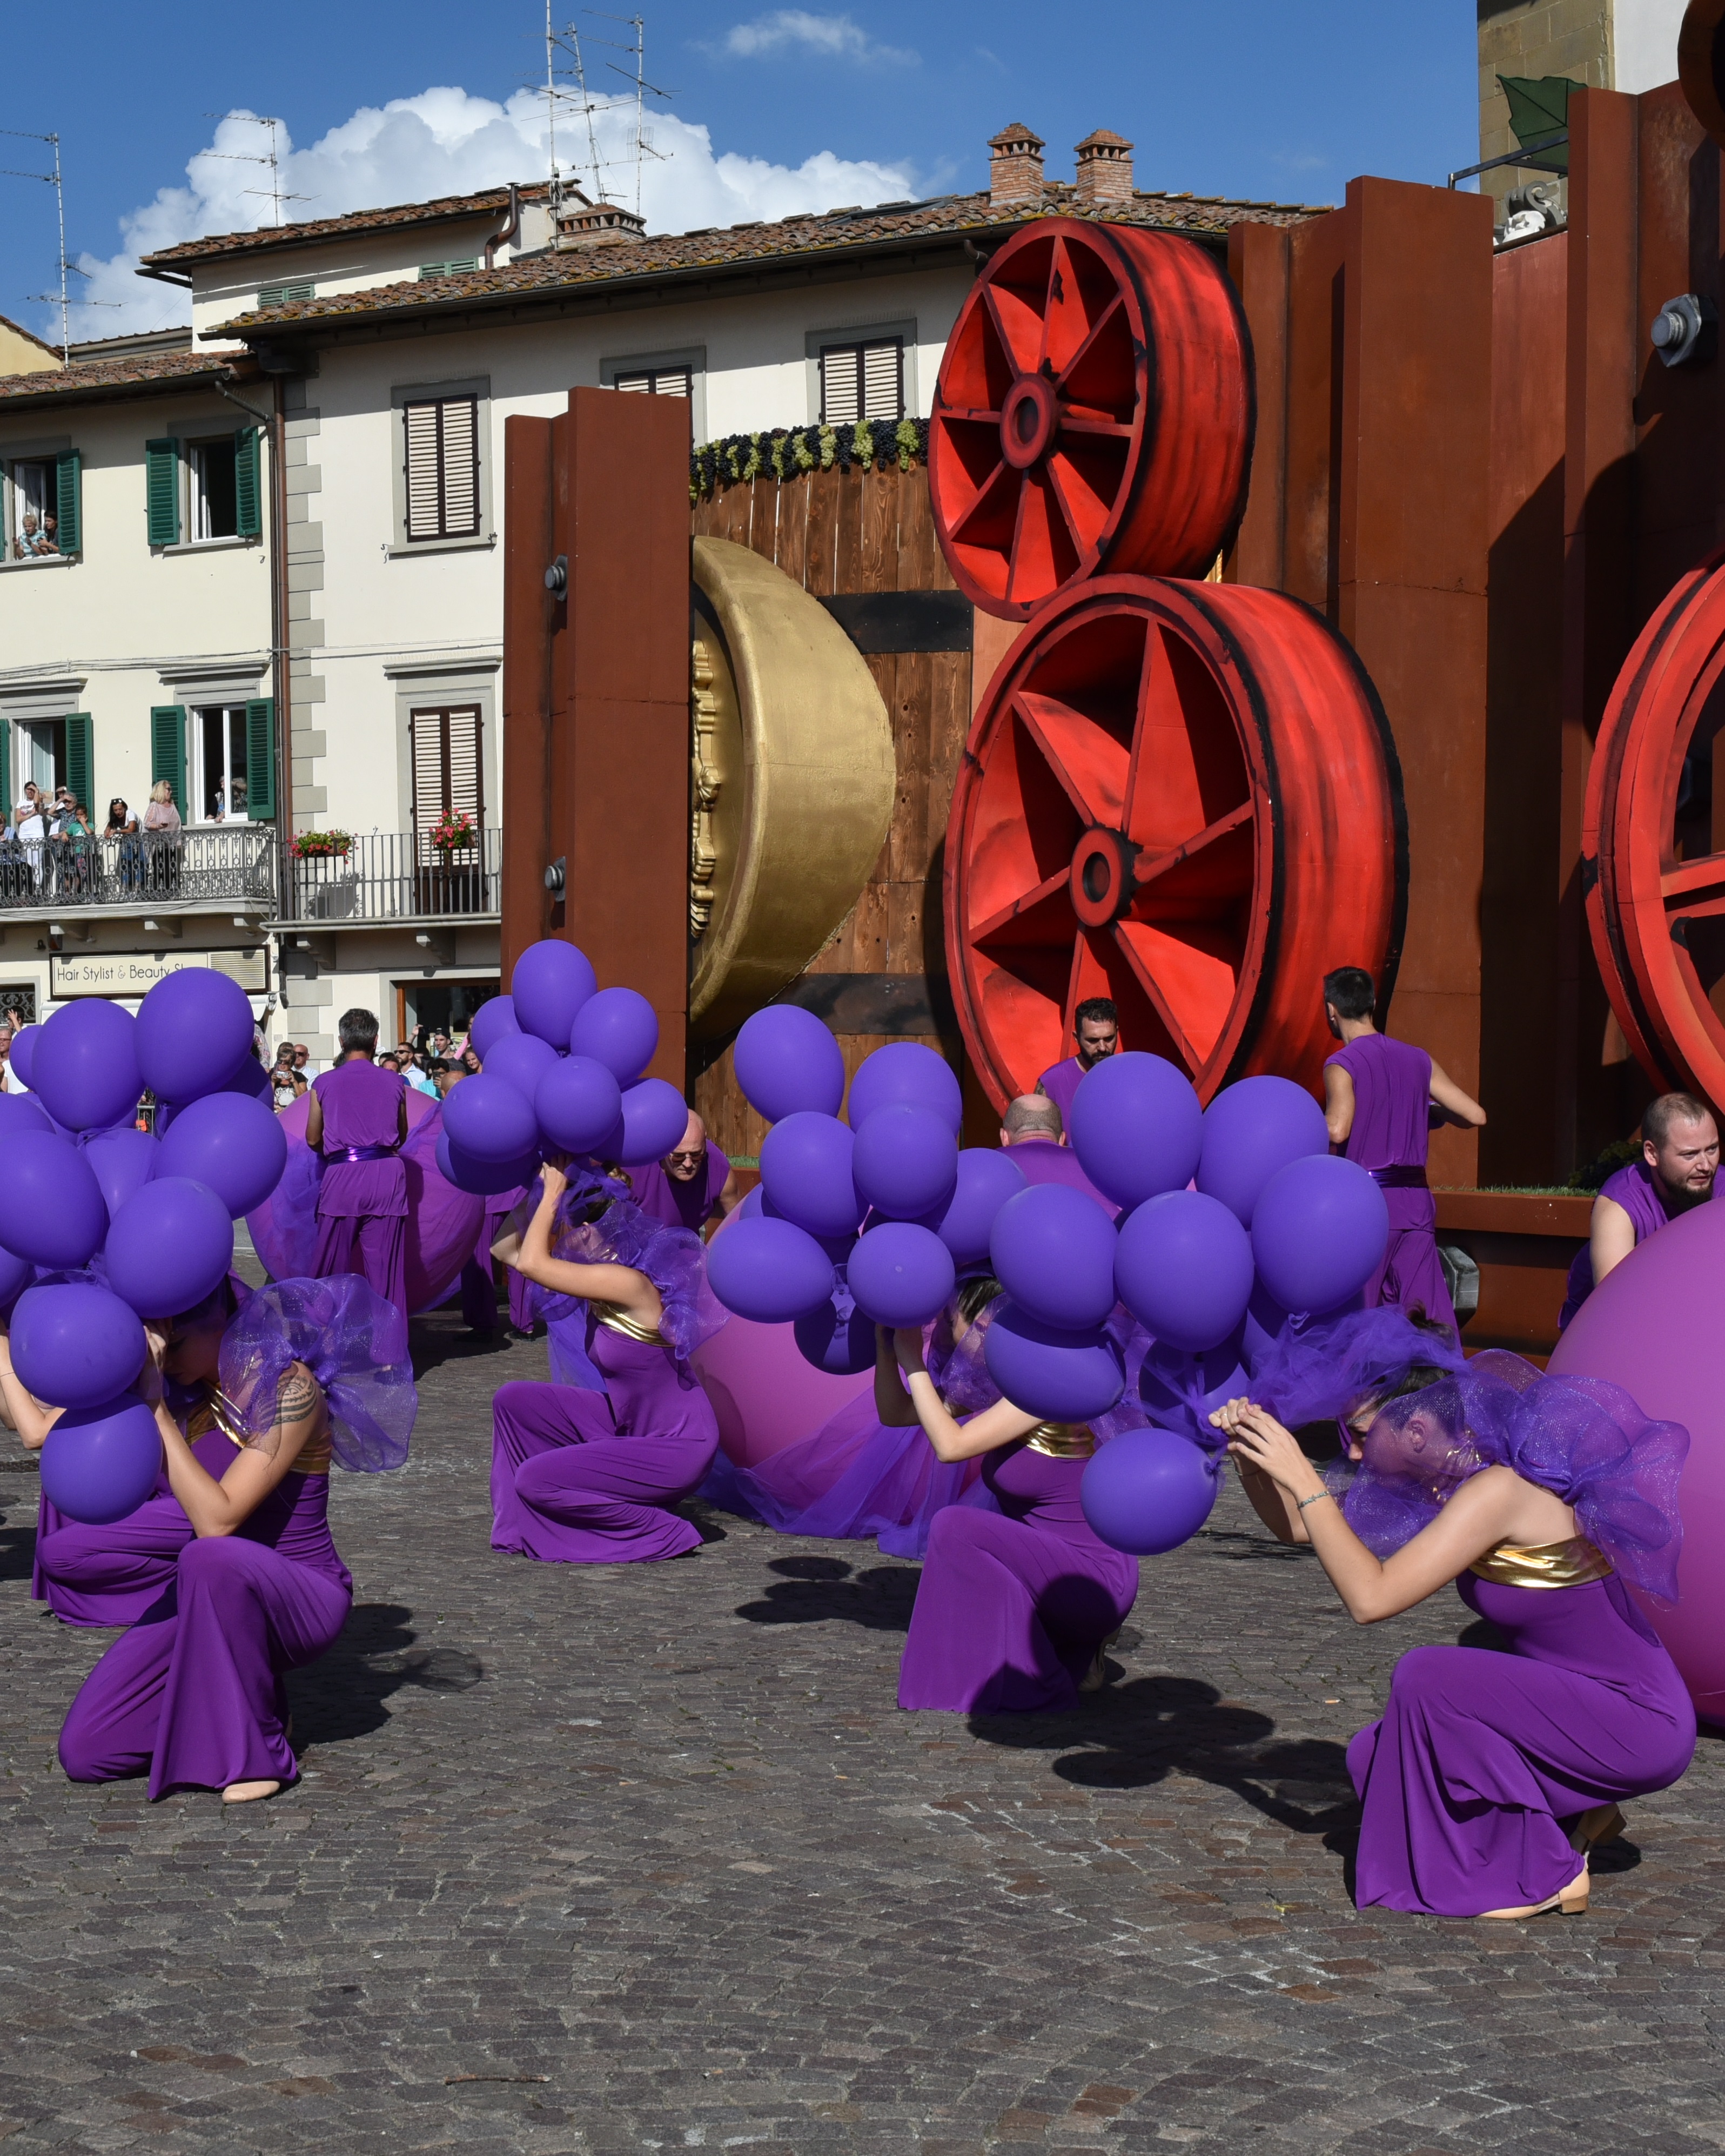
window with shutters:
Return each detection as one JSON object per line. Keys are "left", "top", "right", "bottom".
{"left": 410, "top": 704, "right": 484, "bottom": 861}
{"left": 8, "top": 456, "right": 60, "bottom": 559}
{"left": 613, "top": 365, "right": 692, "bottom": 398}
{"left": 189, "top": 439, "right": 239, "bottom": 541}
{"left": 600, "top": 348, "right": 705, "bottom": 437}
{"left": 257, "top": 280, "right": 314, "bottom": 308}
{"left": 402, "top": 397, "right": 480, "bottom": 542}
{"left": 418, "top": 259, "right": 479, "bottom": 279}
{"left": 191, "top": 704, "right": 251, "bottom": 821}
{"left": 818, "top": 336, "right": 904, "bottom": 425}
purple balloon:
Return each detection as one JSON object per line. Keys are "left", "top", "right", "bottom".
{"left": 707, "top": 1214, "right": 835, "bottom": 1325}
{"left": 218, "top": 1053, "right": 274, "bottom": 1106}
{"left": 38, "top": 1392, "right": 162, "bottom": 1526}
{"left": 1239, "top": 1279, "right": 1291, "bottom": 1375}
{"left": 1068, "top": 1052, "right": 1203, "bottom": 1211}
{"left": 81, "top": 1126, "right": 158, "bottom": 1221}
{"left": 1115, "top": 1190, "right": 1255, "bottom": 1352}
{"left": 535, "top": 1056, "right": 623, "bottom": 1155}
{"left": 846, "top": 1041, "right": 962, "bottom": 1136}
{"left": 734, "top": 1004, "right": 846, "bottom": 1123}
{"left": 852, "top": 1104, "right": 959, "bottom": 1222}
{"left": 9, "top": 1023, "right": 40, "bottom": 1090}
{"left": 758, "top": 1186, "right": 857, "bottom": 1268}
{"left": 735, "top": 1184, "right": 763, "bottom": 1219}
{"left": 794, "top": 1292, "right": 877, "bottom": 1375}
{"left": 105, "top": 1177, "right": 235, "bottom": 1318}
{"left": 435, "top": 1131, "right": 541, "bottom": 1197}
{"left": 0, "top": 1090, "right": 53, "bottom": 1136}
{"left": 483, "top": 1030, "right": 561, "bottom": 1102}
{"left": 12, "top": 1282, "right": 147, "bottom": 1412}
{"left": 442, "top": 1072, "right": 539, "bottom": 1165}
{"left": 0, "top": 1244, "right": 32, "bottom": 1312}
{"left": 846, "top": 1220, "right": 955, "bottom": 1328}
{"left": 1080, "top": 1428, "right": 1219, "bottom": 1555}
{"left": 512, "top": 939, "right": 599, "bottom": 1047}
{"left": 32, "top": 1001, "right": 143, "bottom": 1132}
{"left": 983, "top": 1300, "right": 1125, "bottom": 1422}
{"left": 156, "top": 1091, "right": 288, "bottom": 1218}
{"left": 760, "top": 1112, "right": 862, "bottom": 1241}
{"left": 469, "top": 993, "right": 521, "bottom": 1060}
{"left": 1252, "top": 1154, "right": 1390, "bottom": 1315}
{"left": 134, "top": 968, "right": 254, "bottom": 1103}
{"left": 989, "top": 1183, "right": 1119, "bottom": 1332}
{"left": 925, "top": 1148, "right": 1028, "bottom": 1266}
{"left": 0, "top": 1132, "right": 106, "bottom": 1268}
{"left": 1197, "top": 1076, "right": 1331, "bottom": 1227}
{"left": 614, "top": 1078, "right": 692, "bottom": 1166}
{"left": 569, "top": 986, "right": 659, "bottom": 1085}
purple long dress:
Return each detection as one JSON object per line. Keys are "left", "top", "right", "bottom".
{"left": 1558, "top": 1161, "right": 1723, "bottom": 1331}
{"left": 629, "top": 1148, "right": 731, "bottom": 1232}
{"left": 461, "top": 1185, "right": 529, "bottom": 1332}
{"left": 898, "top": 1435, "right": 1139, "bottom": 1712}
{"left": 491, "top": 1310, "right": 720, "bottom": 1563}
{"left": 1348, "top": 1544, "right": 1696, "bottom": 1915}
{"left": 310, "top": 1060, "right": 407, "bottom": 1317}
{"left": 57, "top": 1415, "right": 352, "bottom": 1799}
{"left": 33, "top": 1427, "right": 235, "bottom": 1628}
{"left": 1325, "top": 1032, "right": 1456, "bottom": 1328}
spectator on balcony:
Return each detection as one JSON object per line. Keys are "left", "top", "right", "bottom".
{"left": 106, "top": 798, "right": 143, "bottom": 893}
{"left": 305, "top": 1008, "right": 410, "bottom": 1334}
{"left": 0, "top": 1023, "right": 13, "bottom": 1094}
{"left": 14, "top": 788, "right": 46, "bottom": 889}
{"left": 143, "top": 781, "right": 182, "bottom": 838}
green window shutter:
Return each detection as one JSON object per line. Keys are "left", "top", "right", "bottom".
{"left": 245, "top": 697, "right": 276, "bottom": 820}
{"left": 64, "top": 715, "right": 92, "bottom": 812}
{"left": 150, "top": 704, "right": 186, "bottom": 811}
{"left": 144, "top": 438, "right": 179, "bottom": 546}
{"left": 234, "top": 426, "right": 261, "bottom": 538}
{"left": 55, "top": 449, "right": 82, "bottom": 555}
{"left": 0, "top": 720, "right": 10, "bottom": 820}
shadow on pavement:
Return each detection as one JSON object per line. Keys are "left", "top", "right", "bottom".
{"left": 732, "top": 1551, "right": 919, "bottom": 1631}
{"left": 286, "top": 1601, "right": 485, "bottom": 1747}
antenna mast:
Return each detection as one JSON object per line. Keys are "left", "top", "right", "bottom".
{"left": 0, "top": 126, "right": 74, "bottom": 361}
{"left": 202, "top": 114, "right": 315, "bottom": 227}
{"left": 540, "top": 11, "right": 672, "bottom": 216}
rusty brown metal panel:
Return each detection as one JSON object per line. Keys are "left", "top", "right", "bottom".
{"left": 1281, "top": 200, "right": 1353, "bottom": 616}
{"left": 1224, "top": 220, "right": 1290, "bottom": 592}
{"left": 501, "top": 414, "right": 557, "bottom": 979}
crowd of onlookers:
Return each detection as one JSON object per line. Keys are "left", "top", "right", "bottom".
{"left": 12, "top": 507, "right": 59, "bottom": 559}
{"left": 0, "top": 782, "right": 194, "bottom": 901}
{"left": 267, "top": 1025, "right": 480, "bottom": 1111}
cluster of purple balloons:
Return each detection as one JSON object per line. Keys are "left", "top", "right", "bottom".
{"left": 0, "top": 969, "right": 288, "bottom": 1525}
{"left": 434, "top": 939, "right": 690, "bottom": 1198}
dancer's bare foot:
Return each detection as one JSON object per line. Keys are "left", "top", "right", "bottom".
{"left": 222, "top": 1778, "right": 281, "bottom": 1805}
{"left": 1079, "top": 1645, "right": 1109, "bottom": 1693}
{"left": 1478, "top": 1866, "right": 1589, "bottom": 1919}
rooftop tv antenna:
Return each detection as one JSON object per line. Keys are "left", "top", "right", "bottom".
{"left": 541, "top": 10, "right": 672, "bottom": 215}
{"left": 0, "top": 127, "right": 81, "bottom": 361}
{"left": 201, "top": 113, "right": 316, "bottom": 227}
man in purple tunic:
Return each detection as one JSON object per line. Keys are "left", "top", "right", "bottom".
{"left": 627, "top": 1111, "right": 740, "bottom": 1235}
{"left": 1559, "top": 1091, "right": 1720, "bottom": 1330}
{"left": 998, "top": 1094, "right": 1118, "bottom": 1216}
{"left": 305, "top": 1008, "right": 409, "bottom": 1322}
{"left": 1321, "top": 966, "right": 1486, "bottom": 1331}
{"left": 1035, "top": 997, "right": 1119, "bottom": 1127}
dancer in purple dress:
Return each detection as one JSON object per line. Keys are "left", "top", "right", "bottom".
{"left": 1321, "top": 966, "right": 1486, "bottom": 1330}
{"left": 57, "top": 1275, "right": 414, "bottom": 1804}
{"left": 1035, "top": 996, "right": 1119, "bottom": 1127}
{"left": 1559, "top": 1092, "right": 1720, "bottom": 1330}
{"left": 1218, "top": 1308, "right": 1693, "bottom": 1918}
{"left": 491, "top": 1158, "right": 726, "bottom": 1564}
{"left": 891, "top": 1321, "right": 1138, "bottom": 1714}
{"left": 306, "top": 1008, "right": 409, "bottom": 1322}
{"left": 700, "top": 1278, "right": 1002, "bottom": 1559}
{"left": 628, "top": 1111, "right": 740, "bottom": 1234}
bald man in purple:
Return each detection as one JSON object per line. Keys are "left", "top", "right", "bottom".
{"left": 627, "top": 1111, "right": 741, "bottom": 1235}
{"left": 1559, "top": 1092, "right": 1720, "bottom": 1330}
{"left": 1036, "top": 997, "right": 1119, "bottom": 1126}
{"left": 305, "top": 1006, "right": 409, "bottom": 1325}
{"left": 1321, "top": 966, "right": 1486, "bottom": 1331}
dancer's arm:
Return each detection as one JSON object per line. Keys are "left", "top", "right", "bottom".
{"left": 891, "top": 1328, "right": 1040, "bottom": 1461}
{"left": 141, "top": 1341, "right": 323, "bottom": 1537}
{"left": 0, "top": 1321, "right": 62, "bottom": 1447}
{"left": 874, "top": 1325, "right": 918, "bottom": 1426}
{"left": 510, "top": 1156, "right": 663, "bottom": 1333}
{"left": 305, "top": 1086, "right": 324, "bottom": 1151}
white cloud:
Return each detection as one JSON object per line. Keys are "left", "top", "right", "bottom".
{"left": 62, "top": 87, "right": 916, "bottom": 341}
{"left": 716, "top": 11, "right": 918, "bottom": 64}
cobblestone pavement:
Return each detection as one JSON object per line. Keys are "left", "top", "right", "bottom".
{"left": 2, "top": 1302, "right": 1722, "bottom": 2155}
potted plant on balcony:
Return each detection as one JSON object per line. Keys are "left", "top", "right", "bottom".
{"left": 290, "top": 828, "right": 357, "bottom": 920}
{"left": 417, "top": 809, "right": 483, "bottom": 915}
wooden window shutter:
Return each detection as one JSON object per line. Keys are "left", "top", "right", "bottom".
{"left": 820, "top": 346, "right": 861, "bottom": 426}
{"left": 233, "top": 427, "right": 261, "bottom": 538}
{"left": 410, "top": 705, "right": 482, "bottom": 855}
{"left": 150, "top": 704, "right": 186, "bottom": 810}
{"left": 245, "top": 697, "right": 276, "bottom": 820}
{"left": 403, "top": 398, "right": 480, "bottom": 541}
{"left": 439, "top": 399, "right": 479, "bottom": 536}
{"left": 55, "top": 449, "right": 81, "bottom": 555}
{"left": 144, "top": 439, "right": 179, "bottom": 546}
{"left": 64, "top": 715, "right": 92, "bottom": 812}
{"left": 0, "top": 720, "right": 10, "bottom": 820}
{"left": 862, "top": 339, "right": 903, "bottom": 421}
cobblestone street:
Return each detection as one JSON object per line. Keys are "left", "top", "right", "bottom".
{"left": 2, "top": 1307, "right": 1722, "bottom": 2154}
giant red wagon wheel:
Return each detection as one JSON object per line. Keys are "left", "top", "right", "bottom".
{"left": 929, "top": 218, "right": 1253, "bottom": 620}
{"left": 945, "top": 575, "right": 1407, "bottom": 1111}
{"left": 1586, "top": 545, "right": 1725, "bottom": 1109}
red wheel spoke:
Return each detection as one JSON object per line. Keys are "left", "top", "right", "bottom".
{"left": 1068, "top": 924, "right": 1196, "bottom": 1077}
{"left": 1015, "top": 691, "right": 1128, "bottom": 826}
{"left": 1053, "top": 293, "right": 1130, "bottom": 411}
{"left": 982, "top": 283, "right": 1042, "bottom": 378}
{"left": 1038, "top": 235, "right": 1075, "bottom": 372}
{"left": 1059, "top": 418, "right": 1135, "bottom": 439}
{"left": 1662, "top": 852, "right": 1725, "bottom": 918}
{"left": 949, "top": 457, "right": 1019, "bottom": 547}
{"left": 1125, "top": 624, "right": 1247, "bottom": 850}
{"left": 1005, "top": 474, "right": 1078, "bottom": 608}
{"left": 1130, "top": 802, "right": 1256, "bottom": 904}
{"left": 939, "top": 407, "right": 1004, "bottom": 429}
{"left": 1113, "top": 919, "right": 1240, "bottom": 1069}
{"left": 971, "top": 869, "right": 1072, "bottom": 948}
{"left": 1044, "top": 451, "right": 1114, "bottom": 556}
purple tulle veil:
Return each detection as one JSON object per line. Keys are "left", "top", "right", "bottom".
{"left": 219, "top": 1274, "right": 418, "bottom": 1472}
{"left": 533, "top": 1167, "right": 727, "bottom": 1383}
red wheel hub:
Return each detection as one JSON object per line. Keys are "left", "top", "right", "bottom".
{"left": 1069, "top": 827, "right": 1136, "bottom": 928}
{"left": 1000, "top": 373, "right": 1059, "bottom": 470}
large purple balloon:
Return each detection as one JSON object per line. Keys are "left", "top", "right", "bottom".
{"left": 156, "top": 1091, "right": 288, "bottom": 1218}
{"left": 983, "top": 1301, "right": 1125, "bottom": 1422}
{"left": 105, "top": 1177, "right": 235, "bottom": 1318}
{"left": 706, "top": 1215, "right": 835, "bottom": 1325}
{"left": 442, "top": 1072, "right": 539, "bottom": 1164}
{"left": 845, "top": 1041, "right": 962, "bottom": 1136}
{"left": 760, "top": 1112, "right": 863, "bottom": 1241}
{"left": 435, "top": 1132, "right": 541, "bottom": 1198}
{"left": 733, "top": 1004, "right": 845, "bottom": 1123}
{"left": 512, "top": 938, "right": 598, "bottom": 1048}
{"left": 852, "top": 1104, "right": 959, "bottom": 1222}
{"left": 1197, "top": 1075, "right": 1331, "bottom": 1227}
{"left": 469, "top": 993, "right": 520, "bottom": 1060}
{"left": 1081, "top": 1428, "right": 1219, "bottom": 1555}
{"left": 614, "top": 1078, "right": 692, "bottom": 1165}
{"left": 32, "top": 1001, "right": 143, "bottom": 1132}
{"left": 134, "top": 968, "right": 254, "bottom": 1103}
{"left": 1239, "top": 1280, "right": 1292, "bottom": 1375}
{"left": 1068, "top": 1052, "right": 1203, "bottom": 1211}
{"left": 483, "top": 1030, "right": 561, "bottom": 1102}
{"left": 9, "top": 1023, "right": 40, "bottom": 1090}
{"left": 794, "top": 1292, "right": 878, "bottom": 1376}
{"left": 1115, "top": 1190, "right": 1254, "bottom": 1352}
{"left": 846, "top": 1220, "right": 955, "bottom": 1328}
{"left": 759, "top": 1186, "right": 858, "bottom": 1268}
{"left": 80, "top": 1126, "right": 158, "bottom": 1221}
{"left": 11, "top": 1282, "right": 146, "bottom": 1412}
{"left": 1252, "top": 1154, "right": 1390, "bottom": 1316}
{"left": 535, "top": 1056, "right": 623, "bottom": 1154}
{"left": 39, "top": 1392, "right": 162, "bottom": 1526}
{"left": 0, "top": 1132, "right": 106, "bottom": 1268}
{"left": 1135, "top": 1340, "right": 1250, "bottom": 1433}
{"left": 0, "top": 1244, "right": 31, "bottom": 1312}
{"left": 925, "top": 1147, "right": 1027, "bottom": 1267}
{"left": 989, "top": 1183, "right": 1118, "bottom": 1332}
{"left": 569, "top": 986, "right": 659, "bottom": 1085}
{"left": 0, "top": 1090, "right": 52, "bottom": 1136}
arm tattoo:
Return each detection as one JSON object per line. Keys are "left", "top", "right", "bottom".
{"left": 277, "top": 1367, "right": 320, "bottom": 1425}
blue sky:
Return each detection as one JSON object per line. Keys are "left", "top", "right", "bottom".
{"left": 0, "top": 2, "right": 1479, "bottom": 344}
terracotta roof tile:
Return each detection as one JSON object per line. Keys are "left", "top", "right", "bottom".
{"left": 0, "top": 347, "right": 239, "bottom": 406}
{"left": 142, "top": 183, "right": 552, "bottom": 267}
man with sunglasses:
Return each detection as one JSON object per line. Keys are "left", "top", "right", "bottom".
{"left": 627, "top": 1109, "right": 740, "bottom": 1236}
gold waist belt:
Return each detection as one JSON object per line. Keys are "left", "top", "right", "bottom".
{"left": 1470, "top": 1536, "right": 1614, "bottom": 1590}
{"left": 1025, "top": 1422, "right": 1095, "bottom": 1459}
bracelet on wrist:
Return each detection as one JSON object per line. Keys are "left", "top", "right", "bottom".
{"left": 1296, "top": 1489, "right": 1335, "bottom": 1513}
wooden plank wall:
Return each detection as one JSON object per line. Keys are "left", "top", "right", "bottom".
{"left": 689, "top": 461, "right": 979, "bottom": 1159}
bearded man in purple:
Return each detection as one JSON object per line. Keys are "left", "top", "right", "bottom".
{"left": 305, "top": 1008, "right": 409, "bottom": 1322}
{"left": 627, "top": 1111, "right": 740, "bottom": 1235}
{"left": 1321, "top": 967, "right": 1486, "bottom": 1331}
{"left": 1559, "top": 1092, "right": 1720, "bottom": 1330}
{"left": 1035, "top": 997, "right": 1119, "bottom": 1126}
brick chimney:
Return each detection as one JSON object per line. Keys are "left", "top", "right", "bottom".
{"left": 989, "top": 123, "right": 1045, "bottom": 209}
{"left": 1073, "top": 129, "right": 1135, "bottom": 209}
{"left": 554, "top": 199, "right": 647, "bottom": 251}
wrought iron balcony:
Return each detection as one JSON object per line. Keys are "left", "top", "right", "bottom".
{"left": 0, "top": 826, "right": 277, "bottom": 916}
{"left": 279, "top": 828, "right": 502, "bottom": 926}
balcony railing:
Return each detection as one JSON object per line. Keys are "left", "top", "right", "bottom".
{"left": 283, "top": 829, "right": 502, "bottom": 925}
{"left": 0, "top": 827, "right": 277, "bottom": 914}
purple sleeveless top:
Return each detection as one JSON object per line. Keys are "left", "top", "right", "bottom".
{"left": 313, "top": 1059, "right": 406, "bottom": 1219}
{"left": 1036, "top": 1058, "right": 1084, "bottom": 1125}
{"left": 1325, "top": 1033, "right": 1431, "bottom": 1176}
{"left": 1559, "top": 1160, "right": 1722, "bottom": 1330}
{"left": 583, "top": 1312, "right": 719, "bottom": 1446}
{"left": 237, "top": 1470, "right": 351, "bottom": 1594}
{"left": 628, "top": 1147, "right": 730, "bottom": 1232}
